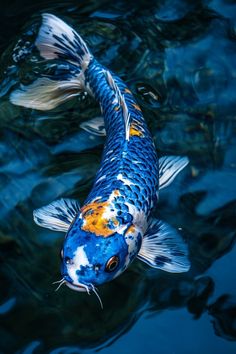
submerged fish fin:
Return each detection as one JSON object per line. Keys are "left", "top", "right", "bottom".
{"left": 104, "top": 70, "right": 130, "bottom": 140}
{"left": 33, "top": 198, "right": 80, "bottom": 232}
{"left": 159, "top": 156, "right": 189, "bottom": 190}
{"left": 137, "top": 218, "right": 190, "bottom": 272}
{"left": 10, "top": 13, "right": 92, "bottom": 110}
{"left": 10, "top": 77, "right": 84, "bottom": 110}
{"left": 80, "top": 116, "right": 106, "bottom": 136}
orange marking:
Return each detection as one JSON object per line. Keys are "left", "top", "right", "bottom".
{"left": 129, "top": 123, "right": 144, "bottom": 137}
{"left": 112, "top": 218, "right": 119, "bottom": 226}
{"left": 114, "top": 106, "right": 119, "bottom": 111}
{"left": 126, "top": 225, "right": 135, "bottom": 234}
{"left": 132, "top": 103, "right": 142, "bottom": 111}
{"left": 81, "top": 191, "right": 120, "bottom": 237}
{"left": 125, "top": 88, "right": 132, "bottom": 94}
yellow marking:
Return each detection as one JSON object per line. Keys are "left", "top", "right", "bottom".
{"left": 81, "top": 191, "right": 120, "bottom": 237}
{"left": 114, "top": 106, "right": 119, "bottom": 111}
{"left": 129, "top": 123, "right": 144, "bottom": 137}
{"left": 126, "top": 225, "right": 135, "bottom": 234}
{"left": 132, "top": 103, "right": 142, "bottom": 111}
{"left": 125, "top": 88, "right": 132, "bottom": 94}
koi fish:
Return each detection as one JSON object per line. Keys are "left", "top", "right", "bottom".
{"left": 10, "top": 14, "right": 190, "bottom": 301}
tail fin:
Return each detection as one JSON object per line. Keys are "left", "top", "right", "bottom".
{"left": 35, "top": 13, "right": 90, "bottom": 65}
{"left": 10, "top": 13, "right": 92, "bottom": 110}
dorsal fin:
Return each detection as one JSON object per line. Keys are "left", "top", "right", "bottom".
{"left": 104, "top": 70, "right": 130, "bottom": 140}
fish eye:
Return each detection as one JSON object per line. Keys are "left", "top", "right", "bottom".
{"left": 105, "top": 256, "right": 119, "bottom": 272}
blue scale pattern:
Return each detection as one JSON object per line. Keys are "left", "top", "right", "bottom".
{"left": 84, "top": 59, "right": 159, "bottom": 218}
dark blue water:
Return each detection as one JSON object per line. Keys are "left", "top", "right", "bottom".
{"left": 0, "top": 1, "right": 236, "bottom": 353}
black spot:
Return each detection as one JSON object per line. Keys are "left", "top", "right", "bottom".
{"left": 36, "top": 217, "right": 43, "bottom": 224}
{"left": 155, "top": 255, "right": 172, "bottom": 266}
{"left": 79, "top": 269, "right": 85, "bottom": 276}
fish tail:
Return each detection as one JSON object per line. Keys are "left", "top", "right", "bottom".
{"left": 10, "top": 13, "right": 92, "bottom": 110}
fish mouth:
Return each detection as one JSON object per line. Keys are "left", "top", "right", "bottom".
{"left": 65, "top": 281, "right": 87, "bottom": 292}
{"left": 65, "top": 280, "right": 103, "bottom": 308}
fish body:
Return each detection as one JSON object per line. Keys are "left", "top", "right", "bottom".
{"left": 63, "top": 59, "right": 159, "bottom": 288}
{"left": 10, "top": 14, "right": 190, "bottom": 295}
{"left": 85, "top": 59, "right": 159, "bottom": 215}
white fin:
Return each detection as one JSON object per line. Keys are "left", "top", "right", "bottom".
{"left": 10, "top": 77, "right": 83, "bottom": 110}
{"left": 104, "top": 70, "right": 130, "bottom": 140}
{"left": 35, "top": 13, "right": 91, "bottom": 65}
{"left": 80, "top": 116, "right": 106, "bottom": 136}
{"left": 33, "top": 198, "right": 80, "bottom": 232}
{"left": 137, "top": 218, "right": 190, "bottom": 273}
{"left": 159, "top": 156, "right": 189, "bottom": 190}
{"left": 10, "top": 13, "right": 92, "bottom": 110}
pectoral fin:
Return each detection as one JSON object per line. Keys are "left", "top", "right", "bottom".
{"left": 159, "top": 156, "right": 189, "bottom": 190}
{"left": 137, "top": 218, "right": 190, "bottom": 273}
{"left": 33, "top": 198, "right": 80, "bottom": 232}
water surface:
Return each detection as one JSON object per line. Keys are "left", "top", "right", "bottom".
{"left": 0, "top": 1, "right": 236, "bottom": 353}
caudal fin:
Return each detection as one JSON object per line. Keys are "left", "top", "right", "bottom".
{"left": 10, "top": 13, "right": 92, "bottom": 110}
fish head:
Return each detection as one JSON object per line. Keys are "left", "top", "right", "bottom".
{"left": 61, "top": 217, "right": 143, "bottom": 291}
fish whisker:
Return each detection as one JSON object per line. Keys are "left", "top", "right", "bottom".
{"left": 84, "top": 284, "right": 91, "bottom": 295}
{"left": 55, "top": 280, "right": 66, "bottom": 291}
{"left": 90, "top": 284, "right": 103, "bottom": 309}
{"left": 52, "top": 278, "right": 64, "bottom": 285}
{"left": 53, "top": 278, "right": 66, "bottom": 292}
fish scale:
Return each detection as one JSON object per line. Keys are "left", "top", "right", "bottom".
{"left": 84, "top": 59, "right": 159, "bottom": 217}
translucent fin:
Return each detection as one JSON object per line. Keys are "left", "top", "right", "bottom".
{"left": 10, "top": 77, "right": 83, "bottom": 110}
{"left": 137, "top": 218, "right": 190, "bottom": 273}
{"left": 10, "top": 13, "right": 92, "bottom": 110}
{"left": 33, "top": 198, "right": 80, "bottom": 232}
{"left": 35, "top": 13, "right": 91, "bottom": 66}
{"left": 159, "top": 156, "right": 189, "bottom": 190}
{"left": 80, "top": 116, "right": 106, "bottom": 136}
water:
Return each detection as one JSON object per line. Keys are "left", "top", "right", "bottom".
{"left": 0, "top": 0, "right": 236, "bottom": 353}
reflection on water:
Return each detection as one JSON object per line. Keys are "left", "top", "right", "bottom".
{"left": 0, "top": 0, "right": 236, "bottom": 353}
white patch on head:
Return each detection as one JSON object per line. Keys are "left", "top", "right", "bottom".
{"left": 66, "top": 245, "right": 91, "bottom": 285}
{"left": 74, "top": 246, "right": 90, "bottom": 267}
